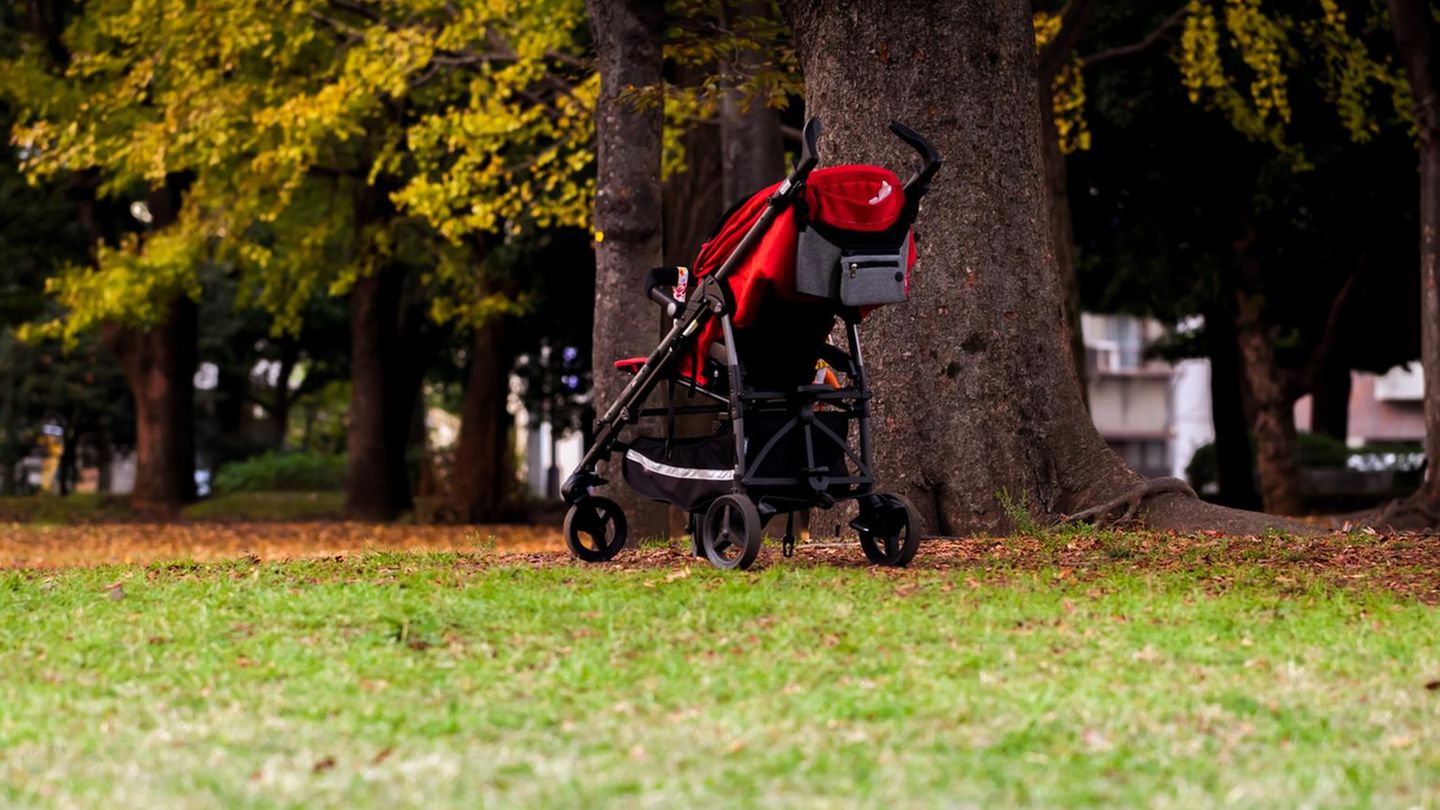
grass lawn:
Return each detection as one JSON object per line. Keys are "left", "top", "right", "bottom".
{"left": 1, "top": 535, "right": 1438, "bottom": 807}
{"left": 0, "top": 492, "right": 346, "bottom": 524}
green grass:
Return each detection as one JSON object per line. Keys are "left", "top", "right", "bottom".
{"left": 0, "top": 493, "right": 135, "bottom": 525}
{"left": 1, "top": 555, "right": 1438, "bottom": 808}
{"left": 0, "top": 491, "right": 345, "bottom": 524}
{"left": 180, "top": 491, "right": 345, "bottom": 522}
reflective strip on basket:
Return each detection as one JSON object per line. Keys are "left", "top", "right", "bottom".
{"left": 624, "top": 449, "right": 734, "bottom": 481}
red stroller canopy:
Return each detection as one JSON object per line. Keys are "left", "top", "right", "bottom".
{"left": 680, "top": 165, "right": 917, "bottom": 380}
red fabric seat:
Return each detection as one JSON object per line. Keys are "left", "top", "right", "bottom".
{"left": 676, "top": 165, "right": 916, "bottom": 383}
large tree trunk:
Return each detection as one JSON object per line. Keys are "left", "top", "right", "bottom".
{"left": 448, "top": 320, "right": 512, "bottom": 523}
{"left": 103, "top": 297, "right": 198, "bottom": 513}
{"left": 1389, "top": 0, "right": 1440, "bottom": 508}
{"left": 345, "top": 266, "right": 424, "bottom": 521}
{"left": 585, "top": 0, "right": 669, "bottom": 540}
{"left": 781, "top": 0, "right": 1296, "bottom": 535}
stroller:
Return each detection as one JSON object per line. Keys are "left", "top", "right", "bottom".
{"left": 562, "top": 118, "right": 942, "bottom": 570}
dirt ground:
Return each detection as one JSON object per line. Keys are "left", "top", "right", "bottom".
{"left": 0, "top": 523, "right": 563, "bottom": 568}
{"left": 3, "top": 522, "right": 1437, "bottom": 603}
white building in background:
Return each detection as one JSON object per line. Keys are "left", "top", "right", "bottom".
{"left": 1294, "top": 361, "right": 1426, "bottom": 446}
{"left": 1081, "top": 313, "right": 1214, "bottom": 480}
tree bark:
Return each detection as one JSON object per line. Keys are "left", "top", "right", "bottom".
{"left": 448, "top": 320, "right": 512, "bottom": 523}
{"left": 585, "top": 0, "right": 669, "bottom": 540}
{"left": 781, "top": 0, "right": 1300, "bottom": 535}
{"left": 1388, "top": 0, "right": 1440, "bottom": 505}
{"left": 1233, "top": 230, "right": 1303, "bottom": 515}
{"left": 103, "top": 297, "right": 198, "bottom": 513}
{"left": 344, "top": 265, "right": 425, "bottom": 521}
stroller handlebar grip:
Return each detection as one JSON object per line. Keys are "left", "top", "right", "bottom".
{"left": 792, "top": 117, "right": 822, "bottom": 182}
{"left": 644, "top": 266, "right": 682, "bottom": 317}
{"left": 888, "top": 120, "right": 943, "bottom": 200}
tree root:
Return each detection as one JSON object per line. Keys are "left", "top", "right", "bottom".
{"left": 1061, "top": 477, "right": 1197, "bottom": 528}
{"left": 1373, "top": 494, "right": 1440, "bottom": 531}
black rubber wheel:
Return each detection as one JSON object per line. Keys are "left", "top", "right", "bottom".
{"left": 856, "top": 494, "right": 922, "bottom": 567}
{"left": 563, "top": 497, "right": 627, "bottom": 562}
{"left": 701, "top": 494, "right": 763, "bottom": 570}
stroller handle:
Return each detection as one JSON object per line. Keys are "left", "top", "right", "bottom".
{"left": 888, "top": 120, "right": 943, "bottom": 201}
{"left": 794, "top": 117, "right": 822, "bottom": 180}
{"left": 787, "top": 118, "right": 941, "bottom": 203}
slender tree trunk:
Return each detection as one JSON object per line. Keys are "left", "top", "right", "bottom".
{"left": 1233, "top": 232, "right": 1303, "bottom": 515}
{"left": 95, "top": 433, "right": 113, "bottom": 494}
{"left": 1203, "top": 305, "right": 1261, "bottom": 509}
{"left": 585, "top": 0, "right": 669, "bottom": 540}
{"left": 58, "top": 421, "right": 77, "bottom": 496}
{"left": 1234, "top": 329, "right": 1302, "bottom": 515}
{"left": 1389, "top": 0, "right": 1440, "bottom": 505}
{"left": 103, "top": 297, "right": 198, "bottom": 513}
{"left": 214, "top": 363, "right": 248, "bottom": 463}
{"left": 662, "top": 87, "right": 726, "bottom": 538}
{"left": 268, "top": 342, "right": 298, "bottom": 449}
{"left": 345, "top": 266, "right": 421, "bottom": 521}
{"left": 719, "top": 0, "right": 787, "bottom": 208}
{"left": 663, "top": 103, "right": 724, "bottom": 266}
{"left": 781, "top": 0, "right": 1296, "bottom": 534}
{"left": 449, "top": 320, "right": 512, "bottom": 522}
{"left": 1310, "top": 354, "right": 1352, "bottom": 443}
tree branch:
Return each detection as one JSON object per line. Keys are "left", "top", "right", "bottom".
{"left": 1296, "top": 270, "right": 1360, "bottom": 393}
{"left": 1038, "top": 0, "right": 1100, "bottom": 81}
{"left": 1080, "top": 6, "right": 1187, "bottom": 69}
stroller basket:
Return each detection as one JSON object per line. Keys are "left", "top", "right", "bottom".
{"left": 622, "top": 413, "right": 853, "bottom": 511}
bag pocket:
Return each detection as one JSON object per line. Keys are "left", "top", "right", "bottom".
{"left": 837, "top": 250, "right": 908, "bottom": 306}
{"left": 795, "top": 225, "right": 844, "bottom": 299}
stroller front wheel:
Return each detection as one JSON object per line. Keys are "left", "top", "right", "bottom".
{"left": 563, "top": 497, "right": 628, "bottom": 562}
{"left": 701, "top": 494, "right": 763, "bottom": 571}
{"left": 857, "top": 494, "right": 922, "bottom": 567}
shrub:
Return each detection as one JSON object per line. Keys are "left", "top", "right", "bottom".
{"left": 213, "top": 451, "right": 346, "bottom": 493}
{"left": 1186, "top": 432, "right": 1403, "bottom": 492}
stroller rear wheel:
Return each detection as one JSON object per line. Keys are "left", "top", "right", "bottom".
{"left": 563, "top": 497, "right": 628, "bottom": 562}
{"left": 856, "top": 493, "right": 921, "bottom": 567}
{"left": 701, "top": 494, "right": 763, "bottom": 570}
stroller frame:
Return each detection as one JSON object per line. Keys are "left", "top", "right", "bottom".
{"left": 562, "top": 118, "right": 942, "bottom": 570}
